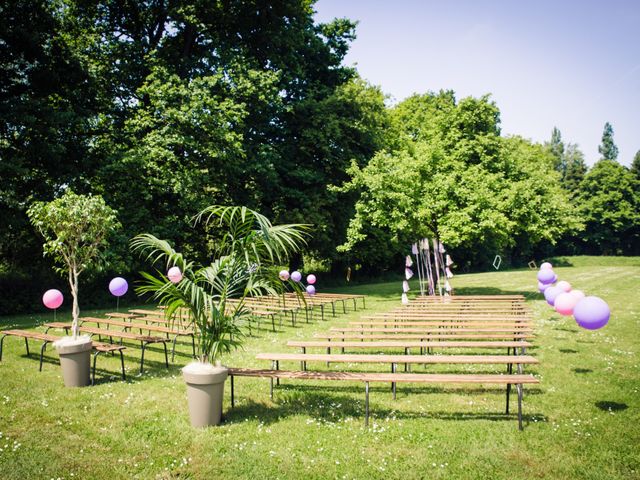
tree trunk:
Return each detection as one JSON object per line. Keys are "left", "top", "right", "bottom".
{"left": 68, "top": 267, "right": 80, "bottom": 339}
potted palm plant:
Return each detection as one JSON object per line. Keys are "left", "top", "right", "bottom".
{"left": 132, "top": 206, "right": 307, "bottom": 427}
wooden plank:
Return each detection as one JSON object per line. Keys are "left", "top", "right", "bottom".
{"left": 332, "top": 327, "right": 534, "bottom": 333}
{"left": 287, "top": 340, "right": 533, "bottom": 348}
{"left": 313, "top": 333, "right": 534, "bottom": 340}
{"left": 350, "top": 321, "right": 533, "bottom": 328}
{"left": 228, "top": 368, "right": 539, "bottom": 384}
{"left": 256, "top": 353, "right": 539, "bottom": 364}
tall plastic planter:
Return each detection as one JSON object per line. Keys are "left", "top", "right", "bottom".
{"left": 56, "top": 338, "right": 92, "bottom": 387}
{"left": 183, "top": 364, "right": 229, "bottom": 428}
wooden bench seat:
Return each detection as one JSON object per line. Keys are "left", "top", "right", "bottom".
{"left": 332, "top": 326, "right": 534, "bottom": 334}
{"left": 44, "top": 323, "right": 168, "bottom": 373}
{"left": 313, "top": 333, "right": 534, "bottom": 341}
{"left": 288, "top": 340, "right": 532, "bottom": 351}
{"left": 0, "top": 329, "right": 126, "bottom": 384}
{"left": 350, "top": 321, "right": 533, "bottom": 328}
{"left": 227, "top": 367, "right": 538, "bottom": 430}
{"left": 80, "top": 317, "right": 195, "bottom": 361}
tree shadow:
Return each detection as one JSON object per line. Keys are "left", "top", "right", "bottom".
{"left": 559, "top": 348, "right": 579, "bottom": 354}
{"left": 547, "top": 257, "right": 574, "bottom": 267}
{"left": 453, "top": 286, "right": 535, "bottom": 298}
{"left": 595, "top": 401, "right": 628, "bottom": 412}
{"left": 572, "top": 368, "right": 593, "bottom": 374}
{"left": 553, "top": 327, "right": 578, "bottom": 333}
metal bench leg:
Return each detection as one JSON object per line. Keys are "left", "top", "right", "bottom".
{"left": 0, "top": 334, "right": 7, "bottom": 361}
{"left": 39, "top": 341, "right": 51, "bottom": 371}
{"left": 365, "top": 382, "right": 370, "bottom": 427}
{"left": 230, "top": 374, "right": 235, "bottom": 408}
{"left": 24, "top": 338, "right": 30, "bottom": 356}
{"left": 119, "top": 350, "right": 126, "bottom": 380}
{"left": 140, "top": 343, "right": 147, "bottom": 374}
{"left": 162, "top": 342, "right": 169, "bottom": 368}
{"left": 92, "top": 351, "right": 103, "bottom": 385}
{"left": 505, "top": 383, "right": 511, "bottom": 414}
{"left": 171, "top": 335, "right": 178, "bottom": 363}
{"left": 275, "top": 360, "right": 280, "bottom": 386}
{"left": 517, "top": 383, "right": 523, "bottom": 431}
{"left": 392, "top": 363, "right": 397, "bottom": 400}
{"left": 271, "top": 315, "right": 276, "bottom": 332}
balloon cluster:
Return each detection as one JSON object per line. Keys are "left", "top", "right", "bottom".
{"left": 536, "top": 262, "right": 610, "bottom": 330}
{"left": 279, "top": 270, "right": 317, "bottom": 295}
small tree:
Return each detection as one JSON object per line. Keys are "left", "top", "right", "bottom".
{"left": 28, "top": 191, "right": 120, "bottom": 338}
{"left": 598, "top": 122, "right": 619, "bottom": 162}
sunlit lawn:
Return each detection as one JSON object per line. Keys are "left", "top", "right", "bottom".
{"left": 0, "top": 256, "right": 638, "bottom": 479}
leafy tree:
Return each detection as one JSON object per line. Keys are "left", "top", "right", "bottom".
{"left": 546, "top": 127, "right": 565, "bottom": 174}
{"left": 631, "top": 150, "right": 640, "bottom": 182}
{"left": 577, "top": 160, "right": 640, "bottom": 254}
{"left": 563, "top": 143, "right": 588, "bottom": 193}
{"left": 337, "top": 92, "right": 579, "bottom": 269}
{"left": 0, "top": 0, "right": 97, "bottom": 272}
{"left": 27, "top": 191, "right": 120, "bottom": 337}
{"left": 598, "top": 122, "right": 619, "bottom": 161}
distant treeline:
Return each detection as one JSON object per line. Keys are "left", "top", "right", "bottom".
{"left": 1, "top": 1, "right": 639, "bottom": 314}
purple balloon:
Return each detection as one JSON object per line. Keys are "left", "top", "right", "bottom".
{"left": 109, "top": 277, "right": 128, "bottom": 297}
{"left": 540, "top": 262, "right": 553, "bottom": 269}
{"left": 537, "top": 268, "right": 555, "bottom": 284}
{"left": 291, "top": 271, "right": 302, "bottom": 282}
{"left": 574, "top": 296, "right": 610, "bottom": 330}
{"left": 306, "top": 285, "right": 316, "bottom": 296}
{"left": 544, "top": 286, "right": 562, "bottom": 306}
{"left": 538, "top": 282, "right": 550, "bottom": 293}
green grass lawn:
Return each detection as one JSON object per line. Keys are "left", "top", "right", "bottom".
{"left": 0, "top": 257, "right": 638, "bottom": 479}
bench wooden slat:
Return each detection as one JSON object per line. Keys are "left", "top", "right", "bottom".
{"left": 256, "top": 353, "right": 539, "bottom": 364}
{"left": 314, "top": 333, "right": 534, "bottom": 340}
{"left": 44, "top": 323, "right": 165, "bottom": 343}
{"left": 228, "top": 368, "right": 539, "bottom": 384}
{"left": 287, "top": 340, "right": 533, "bottom": 349}
{"left": 332, "top": 327, "right": 534, "bottom": 333}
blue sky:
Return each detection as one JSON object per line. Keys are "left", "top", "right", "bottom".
{"left": 314, "top": 0, "right": 640, "bottom": 166}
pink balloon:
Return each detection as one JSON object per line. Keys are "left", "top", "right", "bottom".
{"left": 43, "top": 289, "right": 64, "bottom": 309}
{"left": 556, "top": 280, "right": 572, "bottom": 292}
{"left": 168, "top": 266, "right": 183, "bottom": 283}
{"left": 570, "top": 289, "right": 585, "bottom": 301}
{"left": 554, "top": 292, "right": 579, "bottom": 316}
{"left": 307, "top": 274, "right": 316, "bottom": 285}
{"left": 279, "top": 270, "right": 290, "bottom": 281}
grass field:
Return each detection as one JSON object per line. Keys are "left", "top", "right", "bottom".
{"left": 0, "top": 257, "right": 638, "bottom": 479}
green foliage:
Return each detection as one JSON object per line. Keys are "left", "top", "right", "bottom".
{"left": 576, "top": 160, "right": 640, "bottom": 254}
{"left": 631, "top": 150, "right": 640, "bottom": 182}
{"left": 562, "top": 143, "right": 588, "bottom": 194}
{"left": 131, "top": 205, "right": 308, "bottom": 363}
{"left": 27, "top": 190, "right": 120, "bottom": 335}
{"left": 598, "top": 121, "right": 619, "bottom": 161}
{"left": 338, "top": 92, "right": 580, "bottom": 269}
{"left": 545, "top": 127, "right": 565, "bottom": 174}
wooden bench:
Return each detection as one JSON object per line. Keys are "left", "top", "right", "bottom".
{"left": 79, "top": 317, "right": 195, "bottom": 361}
{"left": 0, "top": 329, "right": 126, "bottom": 384}
{"left": 288, "top": 340, "right": 532, "bottom": 355}
{"left": 314, "top": 333, "right": 535, "bottom": 341}
{"left": 227, "top": 368, "right": 539, "bottom": 430}
{"left": 45, "top": 323, "right": 168, "bottom": 373}
{"left": 333, "top": 326, "right": 534, "bottom": 334}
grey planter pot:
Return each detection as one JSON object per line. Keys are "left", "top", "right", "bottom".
{"left": 183, "top": 365, "right": 229, "bottom": 428}
{"left": 56, "top": 338, "right": 92, "bottom": 387}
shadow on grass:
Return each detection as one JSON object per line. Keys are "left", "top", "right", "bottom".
{"left": 573, "top": 368, "right": 593, "bottom": 374}
{"left": 553, "top": 327, "right": 579, "bottom": 333}
{"left": 271, "top": 383, "right": 544, "bottom": 396}
{"left": 595, "top": 401, "right": 628, "bottom": 412}
{"left": 224, "top": 390, "right": 547, "bottom": 426}
{"left": 559, "top": 348, "right": 579, "bottom": 353}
